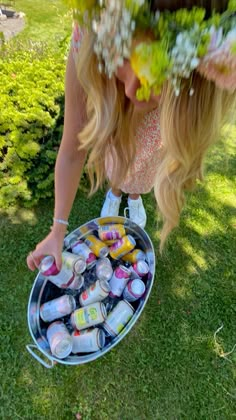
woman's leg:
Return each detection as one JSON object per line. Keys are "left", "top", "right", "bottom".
{"left": 127, "top": 194, "right": 147, "bottom": 228}
{"left": 100, "top": 186, "right": 122, "bottom": 217}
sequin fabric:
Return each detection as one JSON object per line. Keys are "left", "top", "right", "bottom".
{"left": 71, "top": 24, "right": 163, "bottom": 194}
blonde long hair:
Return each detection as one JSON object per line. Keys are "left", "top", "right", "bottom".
{"left": 76, "top": 1, "right": 236, "bottom": 250}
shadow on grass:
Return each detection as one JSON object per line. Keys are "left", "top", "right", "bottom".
{"left": 0, "top": 138, "right": 235, "bottom": 419}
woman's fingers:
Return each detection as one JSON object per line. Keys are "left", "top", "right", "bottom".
{"left": 26, "top": 250, "right": 42, "bottom": 271}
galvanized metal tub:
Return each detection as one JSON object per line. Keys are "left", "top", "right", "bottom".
{"left": 26, "top": 216, "right": 155, "bottom": 368}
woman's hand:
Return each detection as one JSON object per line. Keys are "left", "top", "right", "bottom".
{"left": 26, "top": 226, "right": 67, "bottom": 272}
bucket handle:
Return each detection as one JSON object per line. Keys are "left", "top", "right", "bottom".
{"left": 26, "top": 344, "right": 55, "bottom": 369}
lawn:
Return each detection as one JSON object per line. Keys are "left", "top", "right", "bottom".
{"left": 0, "top": 2, "right": 236, "bottom": 419}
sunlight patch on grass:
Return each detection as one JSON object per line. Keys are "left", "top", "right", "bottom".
{"left": 206, "top": 174, "right": 236, "bottom": 206}
{"left": 0, "top": 207, "right": 38, "bottom": 225}
{"left": 177, "top": 237, "right": 208, "bottom": 270}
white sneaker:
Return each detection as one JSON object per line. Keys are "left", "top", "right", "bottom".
{"left": 100, "top": 189, "right": 122, "bottom": 217}
{"left": 125, "top": 196, "right": 147, "bottom": 229}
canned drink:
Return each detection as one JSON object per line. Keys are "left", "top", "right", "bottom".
{"left": 46, "top": 321, "right": 73, "bottom": 359}
{"left": 96, "top": 257, "right": 113, "bottom": 282}
{"left": 109, "top": 235, "right": 136, "bottom": 260}
{"left": 123, "top": 279, "right": 146, "bottom": 302}
{"left": 70, "top": 302, "right": 107, "bottom": 330}
{"left": 109, "top": 265, "right": 131, "bottom": 298}
{"left": 62, "top": 251, "right": 86, "bottom": 274}
{"left": 132, "top": 260, "right": 149, "bottom": 278}
{"left": 40, "top": 295, "right": 76, "bottom": 323}
{"left": 79, "top": 279, "right": 110, "bottom": 306}
{"left": 103, "top": 300, "right": 134, "bottom": 337}
{"left": 71, "top": 328, "right": 105, "bottom": 353}
{"left": 68, "top": 274, "right": 84, "bottom": 290}
{"left": 70, "top": 240, "right": 97, "bottom": 268}
{"left": 64, "top": 234, "right": 78, "bottom": 249}
{"left": 98, "top": 224, "right": 126, "bottom": 241}
{"left": 122, "top": 249, "right": 146, "bottom": 264}
{"left": 39, "top": 256, "right": 75, "bottom": 289}
{"left": 85, "top": 235, "right": 109, "bottom": 258}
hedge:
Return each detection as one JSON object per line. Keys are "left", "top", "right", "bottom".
{"left": 0, "top": 39, "right": 68, "bottom": 208}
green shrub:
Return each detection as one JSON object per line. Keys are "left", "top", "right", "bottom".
{"left": 0, "top": 39, "right": 68, "bottom": 208}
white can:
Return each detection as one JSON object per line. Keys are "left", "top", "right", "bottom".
{"left": 62, "top": 251, "right": 87, "bottom": 274}
{"left": 102, "top": 300, "right": 134, "bottom": 337}
{"left": 70, "top": 302, "right": 107, "bottom": 330}
{"left": 123, "top": 279, "right": 146, "bottom": 302}
{"left": 79, "top": 279, "right": 110, "bottom": 306}
{"left": 40, "top": 295, "right": 76, "bottom": 323}
{"left": 96, "top": 257, "right": 113, "bottom": 282}
{"left": 46, "top": 321, "right": 73, "bottom": 359}
{"left": 71, "top": 328, "right": 106, "bottom": 353}
{"left": 70, "top": 240, "right": 97, "bottom": 268}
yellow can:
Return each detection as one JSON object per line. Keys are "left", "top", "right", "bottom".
{"left": 109, "top": 235, "right": 136, "bottom": 259}
{"left": 122, "top": 249, "right": 146, "bottom": 263}
{"left": 85, "top": 235, "right": 109, "bottom": 258}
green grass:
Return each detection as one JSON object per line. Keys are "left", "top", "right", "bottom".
{"left": 14, "top": 0, "right": 71, "bottom": 43}
{"left": 1, "top": 2, "right": 236, "bottom": 419}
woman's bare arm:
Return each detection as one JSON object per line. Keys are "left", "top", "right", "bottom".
{"left": 27, "top": 49, "right": 87, "bottom": 270}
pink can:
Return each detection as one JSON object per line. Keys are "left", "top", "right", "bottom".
{"left": 123, "top": 279, "right": 146, "bottom": 302}
{"left": 109, "top": 265, "right": 131, "bottom": 298}
{"left": 39, "top": 256, "right": 75, "bottom": 289}
{"left": 132, "top": 260, "right": 149, "bottom": 278}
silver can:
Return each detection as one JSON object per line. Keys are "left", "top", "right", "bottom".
{"left": 79, "top": 279, "right": 110, "bottom": 306}
{"left": 70, "top": 239, "right": 97, "bottom": 268}
{"left": 62, "top": 251, "right": 86, "bottom": 274}
{"left": 70, "top": 302, "right": 107, "bottom": 330}
{"left": 68, "top": 274, "right": 84, "bottom": 290}
{"left": 109, "top": 265, "right": 131, "bottom": 298}
{"left": 103, "top": 300, "right": 134, "bottom": 337}
{"left": 46, "top": 321, "right": 73, "bottom": 359}
{"left": 40, "top": 295, "right": 76, "bottom": 323}
{"left": 71, "top": 328, "right": 106, "bottom": 353}
{"left": 39, "top": 256, "right": 75, "bottom": 289}
{"left": 96, "top": 257, "right": 113, "bottom": 282}
{"left": 123, "top": 279, "right": 146, "bottom": 302}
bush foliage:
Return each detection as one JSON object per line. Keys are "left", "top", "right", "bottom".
{"left": 0, "top": 39, "right": 68, "bottom": 208}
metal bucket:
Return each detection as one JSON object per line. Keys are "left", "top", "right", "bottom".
{"left": 26, "top": 216, "right": 155, "bottom": 368}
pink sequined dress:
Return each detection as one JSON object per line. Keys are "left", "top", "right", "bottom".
{"left": 71, "top": 24, "right": 162, "bottom": 194}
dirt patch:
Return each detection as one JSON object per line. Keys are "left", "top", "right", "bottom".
{"left": 0, "top": 12, "right": 25, "bottom": 41}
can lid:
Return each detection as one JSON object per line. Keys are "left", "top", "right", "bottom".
{"left": 100, "top": 303, "right": 107, "bottom": 320}
{"left": 129, "top": 279, "right": 145, "bottom": 296}
{"left": 97, "top": 329, "right": 106, "bottom": 348}
{"left": 39, "top": 255, "right": 55, "bottom": 272}
{"left": 68, "top": 295, "right": 77, "bottom": 311}
{"left": 74, "top": 257, "right": 86, "bottom": 274}
{"left": 136, "top": 260, "right": 149, "bottom": 274}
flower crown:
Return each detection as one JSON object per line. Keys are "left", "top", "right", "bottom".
{"left": 67, "top": 0, "right": 236, "bottom": 100}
